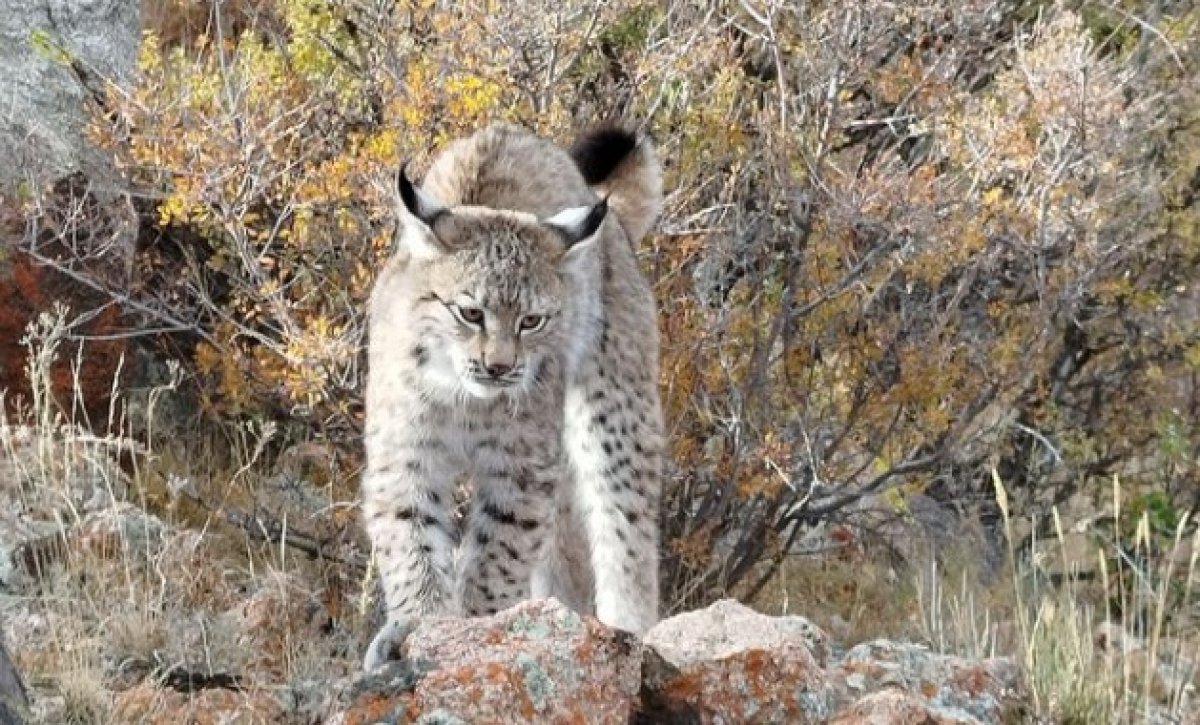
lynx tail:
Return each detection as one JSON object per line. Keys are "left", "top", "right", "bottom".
{"left": 570, "top": 125, "right": 663, "bottom": 245}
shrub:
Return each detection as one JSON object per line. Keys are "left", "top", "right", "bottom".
{"left": 10, "top": 0, "right": 1197, "bottom": 611}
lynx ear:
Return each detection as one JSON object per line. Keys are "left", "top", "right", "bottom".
{"left": 396, "top": 163, "right": 450, "bottom": 259}
{"left": 544, "top": 198, "right": 607, "bottom": 259}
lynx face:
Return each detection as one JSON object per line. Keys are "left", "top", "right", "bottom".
{"left": 416, "top": 223, "right": 570, "bottom": 401}
{"left": 392, "top": 169, "right": 606, "bottom": 401}
{"left": 435, "top": 290, "right": 556, "bottom": 401}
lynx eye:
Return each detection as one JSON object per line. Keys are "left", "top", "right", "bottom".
{"left": 518, "top": 314, "right": 547, "bottom": 333}
{"left": 451, "top": 304, "right": 485, "bottom": 327}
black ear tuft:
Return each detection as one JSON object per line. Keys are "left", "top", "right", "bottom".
{"left": 576, "top": 197, "right": 609, "bottom": 243}
{"left": 570, "top": 125, "right": 638, "bottom": 185}
{"left": 397, "top": 162, "right": 419, "bottom": 215}
{"left": 396, "top": 162, "right": 447, "bottom": 226}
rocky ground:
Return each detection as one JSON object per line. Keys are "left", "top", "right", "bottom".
{"left": 0, "top": 394, "right": 1196, "bottom": 724}
{"left": 332, "top": 598, "right": 1026, "bottom": 724}
{"left": 0, "top": 418, "right": 1033, "bottom": 724}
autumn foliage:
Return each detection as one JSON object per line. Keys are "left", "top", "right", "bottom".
{"left": 16, "top": 0, "right": 1198, "bottom": 609}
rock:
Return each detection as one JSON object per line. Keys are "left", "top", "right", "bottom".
{"left": 331, "top": 598, "right": 642, "bottom": 724}
{"left": 0, "top": 511, "right": 62, "bottom": 590}
{"left": 1, "top": 0, "right": 143, "bottom": 429}
{"left": 640, "top": 599, "right": 835, "bottom": 723}
{"left": 828, "top": 689, "right": 986, "bottom": 724}
{"left": 223, "top": 571, "right": 334, "bottom": 680}
{"left": 7, "top": 504, "right": 168, "bottom": 584}
{"left": 111, "top": 681, "right": 284, "bottom": 724}
{"left": 0, "top": 0, "right": 139, "bottom": 187}
{"left": 250, "top": 441, "right": 369, "bottom": 560}
{"left": 832, "top": 640, "right": 1025, "bottom": 723}
{"left": 1, "top": 499, "right": 167, "bottom": 591}
{"left": 4, "top": 508, "right": 1039, "bottom": 725}
{"left": 0, "top": 183, "right": 139, "bottom": 430}
{"left": 152, "top": 530, "right": 241, "bottom": 612}
{"left": 645, "top": 598, "right": 832, "bottom": 667}
{"left": 637, "top": 600, "right": 1026, "bottom": 724}
{"left": 0, "top": 631, "right": 29, "bottom": 725}
{"left": 69, "top": 503, "right": 168, "bottom": 556}
{"left": 0, "top": 423, "right": 133, "bottom": 519}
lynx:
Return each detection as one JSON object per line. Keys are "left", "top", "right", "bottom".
{"left": 361, "top": 123, "right": 664, "bottom": 670}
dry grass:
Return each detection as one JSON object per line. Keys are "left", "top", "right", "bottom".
{"left": 0, "top": 307, "right": 366, "bottom": 721}
{"left": 750, "top": 514, "right": 1009, "bottom": 654}
{"left": 57, "top": 663, "right": 110, "bottom": 725}
{"left": 751, "top": 469, "right": 1198, "bottom": 723}
{"left": 905, "top": 472, "right": 1200, "bottom": 723}
{"left": 752, "top": 544, "right": 920, "bottom": 645}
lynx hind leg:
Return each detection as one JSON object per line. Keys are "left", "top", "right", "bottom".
{"left": 456, "top": 459, "right": 560, "bottom": 617}
{"left": 531, "top": 491, "right": 594, "bottom": 614}
{"left": 564, "top": 383, "right": 662, "bottom": 635}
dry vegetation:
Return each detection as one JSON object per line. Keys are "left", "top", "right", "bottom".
{"left": 2, "top": 0, "right": 1199, "bottom": 721}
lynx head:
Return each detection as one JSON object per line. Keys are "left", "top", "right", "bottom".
{"left": 391, "top": 165, "right": 606, "bottom": 401}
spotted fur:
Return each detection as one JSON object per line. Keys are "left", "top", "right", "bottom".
{"left": 362, "top": 123, "right": 664, "bottom": 670}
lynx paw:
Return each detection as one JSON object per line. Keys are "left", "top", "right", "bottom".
{"left": 362, "top": 617, "right": 417, "bottom": 672}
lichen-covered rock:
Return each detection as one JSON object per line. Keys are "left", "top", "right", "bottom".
{"left": 640, "top": 599, "right": 834, "bottom": 723}
{"left": 0, "top": 511, "right": 62, "bottom": 590}
{"left": 224, "top": 571, "right": 334, "bottom": 680}
{"left": 0, "top": 0, "right": 139, "bottom": 186}
{"left": 832, "top": 640, "right": 1026, "bottom": 723}
{"left": 0, "top": 424, "right": 132, "bottom": 521}
{"left": 647, "top": 599, "right": 831, "bottom": 667}
{"left": 828, "top": 689, "right": 986, "bottom": 724}
{"left": 331, "top": 598, "right": 641, "bottom": 724}
{"left": 1, "top": 503, "right": 162, "bottom": 589}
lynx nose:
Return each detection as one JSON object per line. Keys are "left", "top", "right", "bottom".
{"left": 480, "top": 342, "right": 516, "bottom": 380}
{"left": 485, "top": 362, "right": 512, "bottom": 378}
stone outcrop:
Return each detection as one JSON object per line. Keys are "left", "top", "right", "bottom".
{"left": 333, "top": 599, "right": 643, "bottom": 724}
{"left": 0, "top": 464, "right": 1031, "bottom": 724}
{"left": 328, "top": 598, "right": 1026, "bottom": 724}
{"left": 0, "top": 0, "right": 141, "bottom": 428}
{"left": 828, "top": 690, "right": 994, "bottom": 725}
{"left": 0, "top": 631, "right": 29, "bottom": 725}
{"left": 832, "top": 639, "right": 1026, "bottom": 723}
{"left": 640, "top": 600, "right": 833, "bottom": 722}
{"left": 0, "top": 0, "right": 139, "bottom": 188}
{"left": 112, "top": 682, "right": 285, "bottom": 724}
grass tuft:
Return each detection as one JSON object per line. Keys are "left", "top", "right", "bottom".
{"left": 912, "top": 470, "right": 1200, "bottom": 723}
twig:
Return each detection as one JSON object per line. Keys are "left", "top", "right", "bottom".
{"left": 220, "top": 505, "right": 367, "bottom": 574}
{"left": 18, "top": 246, "right": 216, "bottom": 345}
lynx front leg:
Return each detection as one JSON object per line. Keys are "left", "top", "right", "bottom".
{"left": 361, "top": 436, "right": 460, "bottom": 671}
{"left": 564, "top": 383, "right": 663, "bottom": 635}
{"left": 530, "top": 489, "right": 594, "bottom": 614}
{"left": 457, "top": 455, "right": 559, "bottom": 617}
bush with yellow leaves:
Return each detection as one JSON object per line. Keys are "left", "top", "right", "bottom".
{"left": 27, "top": 0, "right": 1197, "bottom": 612}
